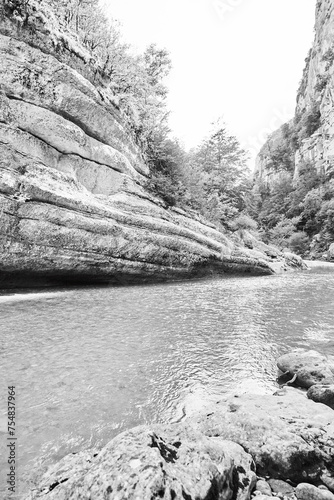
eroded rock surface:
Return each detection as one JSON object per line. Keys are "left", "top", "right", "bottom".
{"left": 308, "top": 385, "right": 334, "bottom": 410}
{"left": 25, "top": 424, "right": 256, "bottom": 500}
{"left": 26, "top": 386, "right": 334, "bottom": 499}
{"left": 277, "top": 349, "right": 334, "bottom": 388}
{"left": 267, "top": 479, "right": 295, "bottom": 496}
{"left": 255, "top": 480, "right": 272, "bottom": 496}
{"left": 189, "top": 387, "right": 334, "bottom": 483}
{"left": 296, "top": 483, "right": 334, "bottom": 500}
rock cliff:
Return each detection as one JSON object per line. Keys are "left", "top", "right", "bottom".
{"left": 255, "top": 0, "right": 334, "bottom": 183}
{"left": 253, "top": 0, "right": 334, "bottom": 258}
{"left": 0, "top": 0, "right": 297, "bottom": 288}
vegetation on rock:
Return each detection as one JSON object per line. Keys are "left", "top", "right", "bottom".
{"left": 5, "top": 0, "right": 333, "bottom": 263}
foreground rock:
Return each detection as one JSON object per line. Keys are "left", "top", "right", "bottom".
{"left": 296, "top": 483, "right": 334, "bottom": 500}
{"left": 27, "top": 387, "right": 334, "bottom": 499}
{"left": 267, "top": 479, "right": 295, "bottom": 496}
{"left": 277, "top": 349, "right": 334, "bottom": 388}
{"left": 190, "top": 387, "right": 334, "bottom": 484}
{"left": 26, "top": 425, "right": 256, "bottom": 500}
{"left": 308, "top": 385, "right": 334, "bottom": 410}
{"left": 255, "top": 480, "right": 273, "bottom": 496}
{"left": 0, "top": 0, "right": 303, "bottom": 288}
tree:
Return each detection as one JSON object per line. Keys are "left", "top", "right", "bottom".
{"left": 269, "top": 217, "right": 299, "bottom": 248}
{"left": 288, "top": 232, "right": 309, "bottom": 255}
{"left": 145, "top": 132, "right": 188, "bottom": 207}
{"left": 185, "top": 122, "right": 249, "bottom": 226}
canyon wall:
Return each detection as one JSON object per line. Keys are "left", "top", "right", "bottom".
{"left": 256, "top": 0, "right": 334, "bottom": 184}
{"left": 0, "top": 0, "right": 296, "bottom": 288}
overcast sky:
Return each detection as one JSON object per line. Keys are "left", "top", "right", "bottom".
{"left": 104, "top": 0, "right": 316, "bottom": 167}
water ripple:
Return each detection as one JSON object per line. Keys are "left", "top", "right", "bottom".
{"left": 0, "top": 271, "right": 334, "bottom": 497}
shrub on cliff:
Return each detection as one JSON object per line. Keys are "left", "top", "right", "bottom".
{"left": 36, "top": 0, "right": 172, "bottom": 153}
{"left": 317, "top": 199, "right": 334, "bottom": 239}
{"left": 264, "top": 123, "right": 298, "bottom": 174}
{"left": 297, "top": 102, "right": 322, "bottom": 140}
{"left": 15, "top": 0, "right": 252, "bottom": 230}
{"left": 145, "top": 134, "right": 188, "bottom": 207}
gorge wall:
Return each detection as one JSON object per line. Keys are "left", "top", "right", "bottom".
{"left": 254, "top": 0, "right": 334, "bottom": 258}
{"left": 256, "top": 0, "right": 334, "bottom": 183}
{"left": 0, "top": 0, "right": 297, "bottom": 288}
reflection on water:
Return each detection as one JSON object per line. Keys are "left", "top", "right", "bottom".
{"left": 0, "top": 268, "right": 334, "bottom": 497}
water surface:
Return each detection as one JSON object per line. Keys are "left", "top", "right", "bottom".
{"left": 1, "top": 267, "right": 334, "bottom": 497}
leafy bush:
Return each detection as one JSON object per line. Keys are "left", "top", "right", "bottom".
{"left": 231, "top": 214, "right": 258, "bottom": 232}
{"left": 303, "top": 104, "right": 322, "bottom": 138}
{"left": 269, "top": 217, "right": 299, "bottom": 248}
{"left": 288, "top": 232, "right": 310, "bottom": 255}
{"left": 267, "top": 143, "right": 295, "bottom": 172}
{"left": 317, "top": 199, "right": 334, "bottom": 238}
{"left": 322, "top": 48, "right": 334, "bottom": 70}
{"left": 315, "top": 74, "right": 329, "bottom": 93}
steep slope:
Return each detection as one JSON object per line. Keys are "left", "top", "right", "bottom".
{"left": 256, "top": 0, "right": 334, "bottom": 181}
{"left": 0, "top": 0, "right": 297, "bottom": 288}
{"left": 254, "top": 0, "right": 334, "bottom": 257}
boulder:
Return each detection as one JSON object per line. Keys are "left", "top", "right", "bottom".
{"left": 277, "top": 350, "right": 334, "bottom": 388}
{"left": 255, "top": 480, "right": 272, "bottom": 496}
{"left": 307, "top": 385, "right": 334, "bottom": 410}
{"left": 296, "top": 483, "right": 334, "bottom": 500}
{"left": 190, "top": 387, "right": 334, "bottom": 483}
{"left": 322, "top": 473, "right": 334, "bottom": 493}
{"left": 268, "top": 479, "right": 295, "bottom": 496}
{"left": 25, "top": 424, "right": 256, "bottom": 500}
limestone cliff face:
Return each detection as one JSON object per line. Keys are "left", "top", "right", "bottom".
{"left": 294, "top": 0, "right": 334, "bottom": 179}
{"left": 0, "top": 0, "right": 295, "bottom": 288}
{"left": 255, "top": 0, "right": 334, "bottom": 183}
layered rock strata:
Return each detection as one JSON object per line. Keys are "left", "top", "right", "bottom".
{"left": 0, "top": 0, "right": 299, "bottom": 288}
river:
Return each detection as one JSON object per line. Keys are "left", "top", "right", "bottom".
{"left": 1, "top": 266, "right": 334, "bottom": 497}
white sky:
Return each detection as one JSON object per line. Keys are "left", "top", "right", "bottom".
{"left": 104, "top": 0, "right": 316, "bottom": 167}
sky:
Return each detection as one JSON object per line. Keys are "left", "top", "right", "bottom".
{"left": 104, "top": 0, "right": 316, "bottom": 167}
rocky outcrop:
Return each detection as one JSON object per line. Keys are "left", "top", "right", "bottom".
{"left": 255, "top": 0, "right": 334, "bottom": 183}
{"left": 191, "top": 387, "right": 334, "bottom": 484}
{"left": 277, "top": 349, "right": 334, "bottom": 389}
{"left": 26, "top": 385, "right": 334, "bottom": 499}
{"left": 0, "top": 0, "right": 300, "bottom": 288}
{"left": 24, "top": 351, "right": 334, "bottom": 498}
{"left": 26, "top": 424, "right": 257, "bottom": 500}
{"left": 254, "top": 1, "right": 334, "bottom": 259}
{"left": 308, "top": 385, "right": 334, "bottom": 410}
{"left": 296, "top": 483, "right": 334, "bottom": 500}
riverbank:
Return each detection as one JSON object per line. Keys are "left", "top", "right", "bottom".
{"left": 305, "top": 260, "right": 334, "bottom": 270}
{"left": 25, "top": 349, "right": 334, "bottom": 500}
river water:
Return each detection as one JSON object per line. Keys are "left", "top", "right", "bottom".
{"left": 1, "top": 266, "right": 334, "bottom": 497}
